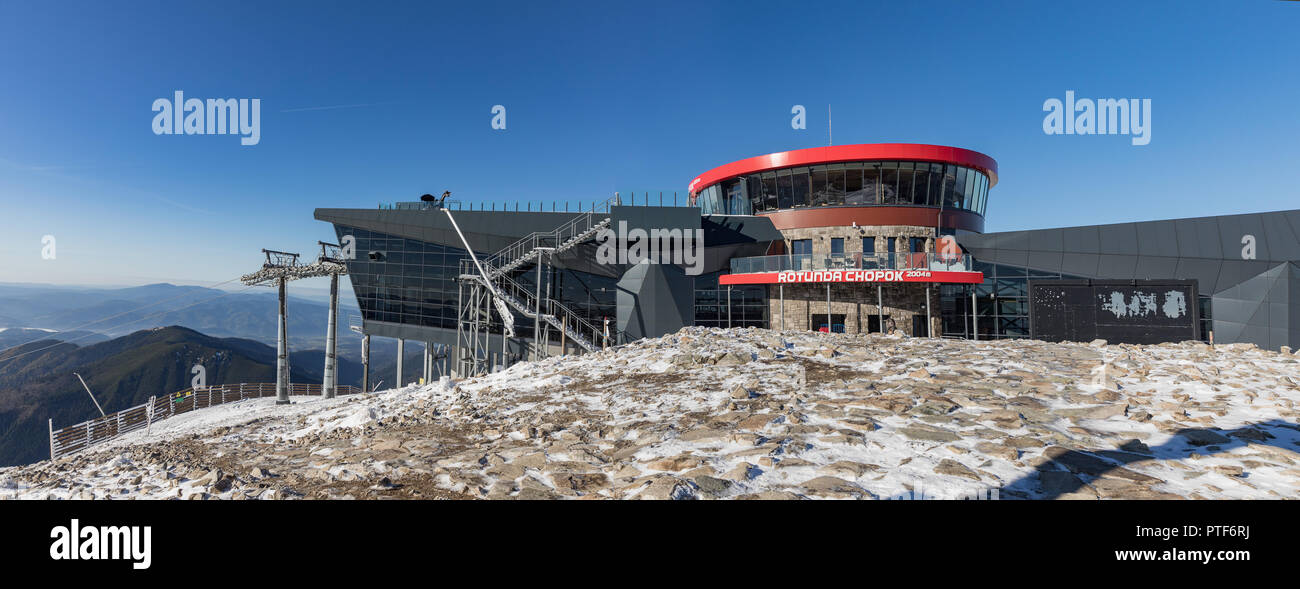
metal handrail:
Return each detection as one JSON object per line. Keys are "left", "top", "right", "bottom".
{"left": 450, "top": 193, "right": 629, "bottom": 354}
{"left": 464, "top": 269, "right": 616, "bottom": 352}
{"left": 48, "top": 382, "right": 365, "bottom": 460}
{"left": 379, "top": 191, "right": 697, "bottom": 214}
{"left": 497, "top": 271, "right": 611, "bottom": 345}
{"left": 481, "top": 193, "right": 622, "bottom": 275}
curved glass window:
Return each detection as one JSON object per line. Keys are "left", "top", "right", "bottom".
{"left": 963, "top": 167, "right": 976, "bottom": 210}
{"left": 928, "top": 164, "right": 945, "bottom": 207}
{"left": 694, "top": 160, "right": 989, "bottom": 216}
{"left": 809, "top": 166, "right": 826, "bottom": 207}
{"left": 791, "top": 168, "right": 810, "bottom": 207}
{"left": 912, "top": 163, "right": 930, "bottom": 205}
{"left": 953, "top": 167, "right": 968, "bottom": 210}
{"left": 777, "top": 170, "right": 792, "bottom": 209}
{"left": 879, "top": 163, "right": 898, "bottom": 205}
{"left": 897, "top": 162, "right": 914, "bottom": 205}
{"left": 827, "top": 164, "right": 846, "bottom": 205}
{"left": 842, "top": 163, "right": 863, "bottom": 204}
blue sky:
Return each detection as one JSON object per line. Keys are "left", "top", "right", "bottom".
{"left": 1, "top": 0, "right": 1297, "bottom": 296}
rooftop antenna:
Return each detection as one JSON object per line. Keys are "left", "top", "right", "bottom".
{"left": 828, "top": 104, "right": 832, "bottom": 146}
{"left": 72, "top": 372, "right": 106, "bottom": 417}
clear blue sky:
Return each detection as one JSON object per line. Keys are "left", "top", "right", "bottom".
{"left": 1, "top": 0, "right": 1297, "bottom": 294}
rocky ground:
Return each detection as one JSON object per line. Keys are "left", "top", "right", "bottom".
{"left": 3, "top": 327, "right": 1299, "bottom": 500}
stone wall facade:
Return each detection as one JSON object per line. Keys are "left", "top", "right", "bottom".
{"left": 764, "top": 223, "right": 945, "bottom": 336}
{"left": 778, "top": 224, "right": 937, "bottom": 256}
{"left": 767, "top": 281, "right": 942, "bottom": 336}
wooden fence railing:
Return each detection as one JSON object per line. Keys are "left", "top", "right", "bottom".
{"left": 48, "top": 383, "right": 362, "bottom": 460}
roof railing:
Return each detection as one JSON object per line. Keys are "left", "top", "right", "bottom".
{"left": 729, "top": 253, "right": 974, "bottom": 274}
{"left": 377, "top": 191, "right": 698, "bottom": 213}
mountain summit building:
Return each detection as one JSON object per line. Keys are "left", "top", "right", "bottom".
{"left": 315, "top": 143, "right": 1300, "bottom": 380}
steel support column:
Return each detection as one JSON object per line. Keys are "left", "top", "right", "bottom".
{"left": 535, "top": 254, "right": 544, "bottom": 361}
{"left": 323, "top": 273, "right": 339, "bottom": 399}
{"left": 925, "top": 285, "right": 932, "bottom": 338}
{"left": 826, "top": 282, "right": 832, "bottom": 333}
{"left": 361, "top": 334, "right": 370, "bottom": 392}
{"left": 727, "top": 285, "right": 732, "bottom": 328}
{"left": 396, "top": 339, "right": 404, "bottom": 388}
{"left": 276, "top": 277, "right": 291, "bottom": 405}
{"left": 876, "top": 284, "right": 883, "bottom": 334}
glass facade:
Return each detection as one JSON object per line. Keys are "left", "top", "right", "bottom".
{"left": 695, "top": 161, "right": 991, "bottom": 216}
{"left": 940, "top": 261, "right": 1086, "bottom": 339}
{"left": 941, "top": 262, "right": 1211, "bottom": 342}
{"left": 334, "top": 225, "right": 469, "bottom": 330}
{"left": 695, "top": 272, "right": 766, "bottom": 329}
{"left": 335, "top": 225, "right": 617, "bottom": 338}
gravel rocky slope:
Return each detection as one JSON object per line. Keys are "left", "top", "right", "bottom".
{"left": 3, "top": 327, "right": 1299, "bottom": 500}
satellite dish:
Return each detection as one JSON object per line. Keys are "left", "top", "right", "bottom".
{"left": 420, "top": 193, "right": 436, "bottom": 202}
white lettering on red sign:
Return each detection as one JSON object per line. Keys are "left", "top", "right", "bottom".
{"left": 776, "top": 269, "right": 933, "bottom": 283}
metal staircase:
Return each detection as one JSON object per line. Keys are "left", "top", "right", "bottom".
{"left": 482, "top": 205, "right": 614, "bottom": 279}
{"left": 475, "top": 270, "right": 603, "bottom": 352}
{"left": 447, "top": 195, "right": 624, "bottom": 376}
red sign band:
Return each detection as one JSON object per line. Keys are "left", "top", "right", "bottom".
{"left": 719, "top": 269, "right": 984, "bottom": 285}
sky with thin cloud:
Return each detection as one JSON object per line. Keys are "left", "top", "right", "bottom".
{"left": 1, "top": 0, "right": 1297, "bottom": 292}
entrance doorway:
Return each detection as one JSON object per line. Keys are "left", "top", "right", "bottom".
{"left": 864, "top": 315, "right": 892, "bottom": 333}
{"left": 814, "top": 313, "right": 846, "bottom": 333}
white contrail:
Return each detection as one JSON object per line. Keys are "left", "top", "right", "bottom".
{"left": 279, "top": 101, "right": 395, "bottom": 113}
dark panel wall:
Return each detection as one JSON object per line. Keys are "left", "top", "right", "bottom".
{"left": 961, "top": 209, "right": 1300, "bottom": 350}
{"left": 1029, "top": 280, "right": 1199, "bottom": 344}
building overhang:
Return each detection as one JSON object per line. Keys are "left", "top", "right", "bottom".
{"left": 759, "top": 205, "right": 984, "bottom": 233}
{"left": 689, "top": 143, "right": 999, "bottom": 194}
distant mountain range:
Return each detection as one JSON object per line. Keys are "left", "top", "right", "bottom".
{"left": 0, "top": 283, "right": 451, "bottom": 465}
{"left": 0, "top": 325, "right": 368, "bottom": 466}
{"left": 0, "top": 328, "right": 111, "bottom": 349}
{"left": 0, "top": 282, "right": 363, "bottom": 355}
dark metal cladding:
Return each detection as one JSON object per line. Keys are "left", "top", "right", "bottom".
{"left": 1028, "top": 279, "right": 1200, "bottom": 344}
{"left": 959, "top": 209, "right": 1300, "bottom": 350}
